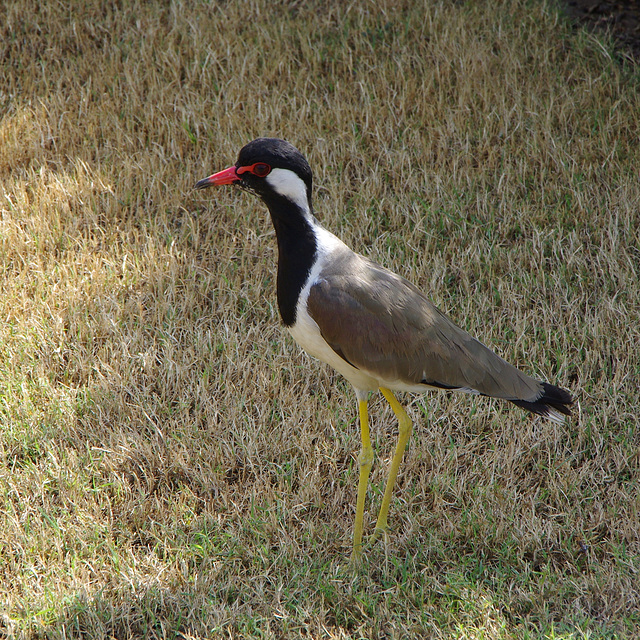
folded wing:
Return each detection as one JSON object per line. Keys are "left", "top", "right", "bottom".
{"left": 306, "top": 251, "right": 569, "bottom": 417}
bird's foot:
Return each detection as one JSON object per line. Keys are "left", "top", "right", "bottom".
{"left": 368, "top": 525, "right": 388, "bottom": 545}
{"left": 349, "top": 548, "right": 362, "bottom": 567}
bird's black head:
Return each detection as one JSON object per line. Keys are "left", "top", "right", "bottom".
{"left": 195, "top": 138, "right": 313, "bottom": 211}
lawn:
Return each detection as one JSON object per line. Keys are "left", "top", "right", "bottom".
{"left": 1, "top": 0, "right": 639, "bottom": 638}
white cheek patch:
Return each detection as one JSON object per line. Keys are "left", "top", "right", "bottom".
{"left": 265, "top": 168, "right": 310, "bottom": 213}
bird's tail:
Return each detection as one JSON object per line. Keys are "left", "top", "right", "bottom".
{"left": 510, "top": 382, "right": 573, "bottom": 424}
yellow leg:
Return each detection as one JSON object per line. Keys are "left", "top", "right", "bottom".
{"left": 352, "top": 398, "right": 374, "bottom": 562}
{"left": 373, "top": 387, "right": 413, "bottom": 537}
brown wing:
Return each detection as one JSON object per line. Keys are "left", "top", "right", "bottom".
{"left": 306, "top": 251, "right": 543, "bottom": 402}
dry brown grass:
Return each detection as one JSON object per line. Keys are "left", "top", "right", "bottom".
{"left": 1, "top": 0, "right": 639, "bottom": 638}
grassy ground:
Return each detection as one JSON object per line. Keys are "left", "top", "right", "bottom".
{"left": 1, "top": 0, "right": 639, "bottom": 637}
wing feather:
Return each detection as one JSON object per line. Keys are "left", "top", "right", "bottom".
{"left": 306, "top": 252, "right": 542, "bottom": 402}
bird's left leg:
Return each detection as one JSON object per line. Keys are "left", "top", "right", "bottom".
{"left": 352, "top": 393, "right": 374, "bottom": 562}
{"left": 372, "top": 387, "right": 413, "bottom": 538}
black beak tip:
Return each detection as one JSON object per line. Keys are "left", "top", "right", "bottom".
{"left": 194, "top": 178, "right": 212, "bottom": 190}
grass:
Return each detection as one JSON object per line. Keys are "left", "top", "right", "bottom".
{"left": 1, "top": 0, "right": 639, "bottom": 637}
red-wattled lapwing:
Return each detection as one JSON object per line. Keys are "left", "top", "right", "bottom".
{"left": 195, "top": 137, "right": 572, "bottom": 561}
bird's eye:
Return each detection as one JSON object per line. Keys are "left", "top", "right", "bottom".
{"left": 237, "top": 162, "right": 272, "bottom": 178}
{"left": 252, "top": 163, "right": 271, "bottom": 177}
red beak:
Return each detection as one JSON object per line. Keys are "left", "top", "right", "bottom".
{"left": 194, "top": 165, "right": 239, "bottom": 189}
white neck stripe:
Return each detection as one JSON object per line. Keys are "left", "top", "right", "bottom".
{"left": 265, "top": 168, "right": 310, "bottom": 214}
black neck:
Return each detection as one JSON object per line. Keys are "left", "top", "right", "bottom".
{"left": 262, "top": 194, "right": 317, "bottom": 326}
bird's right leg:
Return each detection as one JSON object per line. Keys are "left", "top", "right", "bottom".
{"left": 352, "top": 395, "right": 374, "bottom": 562}
{"left": 371, "top": 387, "right": 413, "bottom": 538}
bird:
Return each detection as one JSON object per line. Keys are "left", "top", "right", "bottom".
{"left": 195, "top": 137, "right": 573, "bottom": 562}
